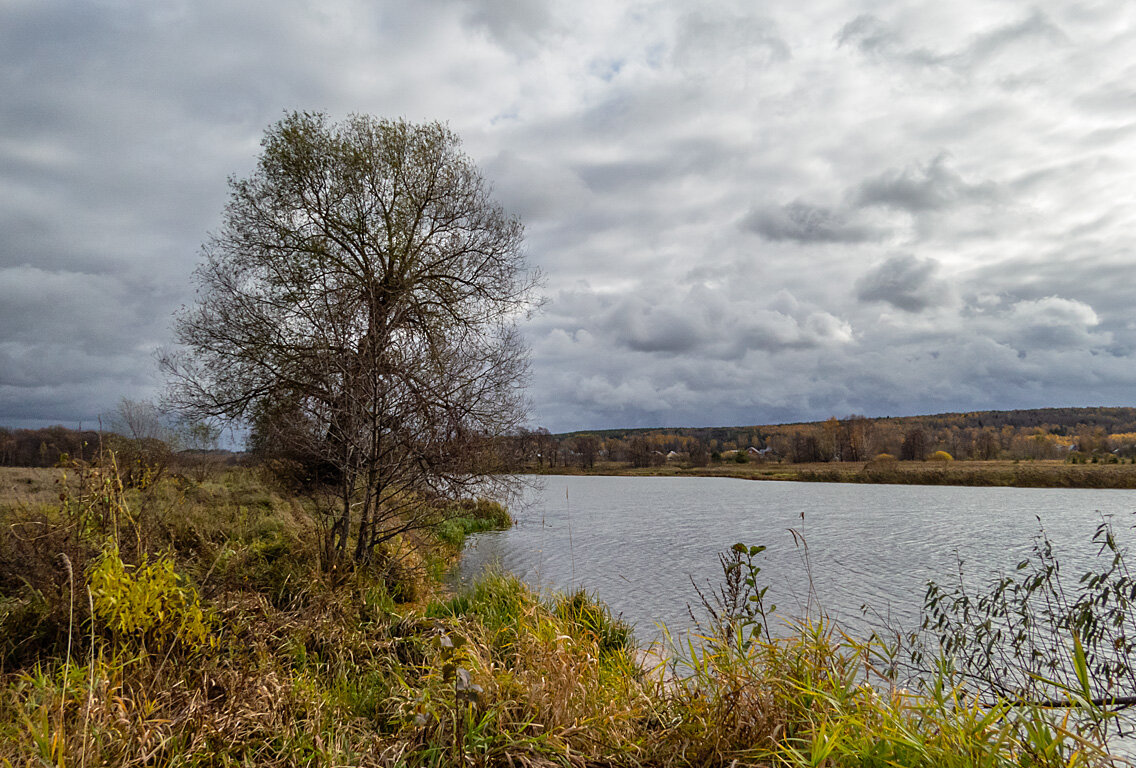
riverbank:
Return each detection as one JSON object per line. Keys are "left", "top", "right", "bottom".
{"left": 530, "top": 458, "right": 1136, "bottom": 488}
{"left": 0, "top": 463, "right": 1122, "bottom": 766}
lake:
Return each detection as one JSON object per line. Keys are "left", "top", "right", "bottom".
{"left": 455, "top": 475, "right": 1136, "bottom": 642}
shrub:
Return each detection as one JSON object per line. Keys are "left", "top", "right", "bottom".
{"left": 88, "top": 546, "right": 213, "bottom": 653}
{"left": 929, "top": 450, "right": 954, "bottom": 462}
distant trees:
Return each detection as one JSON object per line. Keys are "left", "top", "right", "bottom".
{"left": 972, "top": 429, "right": 999, "bottom": 460}
{"left": 105, "top": 399, "right": 176, "bottom": 486}
{"left": 0, "top": 429, "right": 13, "bottom": 466}
{"left": 689, "top": 441, "right": 711, "bottom": 467}
{"left": 837, "top": 416, "right": 874, "bottom": 462}
{"left": 444, "top": 408, "right": 1136, "bottom": 474}
{"left": 900, "top": 428, "right": 927, "bottom": 461}
{"left": 628, "top": 437, "right": 652, "bottom": 468}
{"left": 791, "top": 432, "right": 824, "bottom": 463}
{"left": 1075, "top": 427, "right": 1111, "bottom": 456}
{"left": 0, "top": 426, "right": 101, "bottom": 467}
{"left": 575, "top": 435, "right": 600, "bottom": 469}
{"left": 163, "top": 112, "right": 540, "bottom": 566}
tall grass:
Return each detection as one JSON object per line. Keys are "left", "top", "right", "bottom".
{"left": 431, "top": 498, "right": 512, "bottom": 549}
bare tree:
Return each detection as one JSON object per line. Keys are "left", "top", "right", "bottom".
{"left": 110, "top": 398, "right": 172, "bottom": 445}
{"left": 163, "top": 112, "right": 540, "bottom": 566}
{"left": 105, "top": 398, "right": 175, "bottom": 486}
{"left": 900, "top": 427, "right": 927, "bottom": 461}
{"left": 575, "top": 435, "right": 599, "bottom": 469}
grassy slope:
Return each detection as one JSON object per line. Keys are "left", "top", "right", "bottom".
{"left": 0, "top": 465, "right": 1122, "bottom": 767}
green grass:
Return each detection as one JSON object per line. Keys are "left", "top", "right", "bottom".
{"left": 432, "top": 497, "right": 512, "bottom": 548}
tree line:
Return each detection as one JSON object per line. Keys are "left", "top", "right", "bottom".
{"left": 9, "top": 406, "right": 1136, "bottom": 472}
{"left": 0, "top": 426, "right": 104, "bottom": 467}
{"left": 507, "top": 407, "right": 1136, "bottom": 469}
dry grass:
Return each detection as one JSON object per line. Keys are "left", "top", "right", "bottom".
{"left": 0, "top": 466, "right": 84, "bottom": 511}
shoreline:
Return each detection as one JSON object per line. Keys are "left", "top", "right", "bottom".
{"left": 523, "top": 458, "right": 1136, "bottom": 489}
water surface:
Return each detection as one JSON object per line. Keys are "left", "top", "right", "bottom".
{"left": 456, "top": 475, "right": 1136, "bottom": 641}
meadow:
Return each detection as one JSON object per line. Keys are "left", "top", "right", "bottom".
{"left": 0, "top": 460, "right": 1126, "bottom": 766}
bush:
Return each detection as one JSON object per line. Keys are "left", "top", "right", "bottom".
{"left": 929, "top": 450, "right": 954, "bottom": 462}
{"left": 88, "top": 547, "right": 213, "bottom": 653}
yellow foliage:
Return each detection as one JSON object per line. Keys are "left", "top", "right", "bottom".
{"left": 929, "top": 450, "right": 954, "bottom": 462}
{"left": 88, "top": 547, "right": 213, "bottom": 652}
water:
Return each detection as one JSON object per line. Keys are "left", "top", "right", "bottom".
{"left": 456, "top": 475, "right": 1136, "bottom": 642}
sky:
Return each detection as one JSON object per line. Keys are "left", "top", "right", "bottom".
{"left": 2, "top": 0, "right": 1135, "bottom": 434}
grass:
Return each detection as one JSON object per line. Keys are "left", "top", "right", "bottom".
{"left": 0, "top": 459, "right": 1126, "bottom": 766}
{"left": 431, "top": 498, "right": 513, "bottom": 550}
{"left": 534, "top": 458, "right": 1136, "bottom": 488}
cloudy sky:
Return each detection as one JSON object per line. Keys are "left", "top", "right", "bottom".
{"left": 2, "top": 0, "right": 1135, "bottom": 433}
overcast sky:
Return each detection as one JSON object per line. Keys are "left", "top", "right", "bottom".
{"left": 2, "top": 0, "right": 1135, "bottom": 434}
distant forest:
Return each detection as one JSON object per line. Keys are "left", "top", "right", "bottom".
{"left": 0, "top": 425, "right": 226, "bottom": 469}
{"left": 509, "top": 407, "right": 1136, "bottom": 469}
{"left": 0, "top": 426, "right": 105, "bottom": 467}
{"left": 5, "top": 406, "right": 1136, "bottom": 470}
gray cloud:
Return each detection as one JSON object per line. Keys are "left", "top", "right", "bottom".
{"left": 3, "top": 0, "right": 1136, "bottom": 433}
{"left": 836, "top": 15, "right": 910, "bottom": 61}
{"left": 856, "top": 154, "right": 998, "bottom": 213}
{"left": 674, "top": 11, "right": 791, "bottom": 70}
{"left": 998, "top": 296, "right": 1108, "bottom": 353}
{"left": 856, "top": 254, "right": 950, "bottom": 312}
{"left": 743, "top": 200, "right": 881, "bottom": 243}
{"left": 445, "top": 0, "right": 555, "bottom": 52}
{"left": 837, "top": 9, "right": 1068, "bottom": 74}
{"left": 536, "top": 282, "right": 855, "bottom": 377}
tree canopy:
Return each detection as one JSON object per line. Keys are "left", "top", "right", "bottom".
{"left": 163, "top": 112, "right": 540, "bottom": 564}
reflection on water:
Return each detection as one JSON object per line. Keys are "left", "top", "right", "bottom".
{"left": 455, "top": 475, "right": 1136, "bottom": 642}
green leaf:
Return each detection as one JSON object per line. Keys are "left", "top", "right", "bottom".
{"left": 1073, "top": 631, "right": 1092, "bottom": 701}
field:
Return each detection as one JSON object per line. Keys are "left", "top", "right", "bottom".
{"left": 0, "top": 461, "right": 1127, "bottom": 766}
{"left": 536, "top": 459, "right": 1136, "bottom": 488}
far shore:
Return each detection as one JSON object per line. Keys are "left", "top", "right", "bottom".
{"left": 526, "top": 458, "right": 1136, "bottom": 489}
